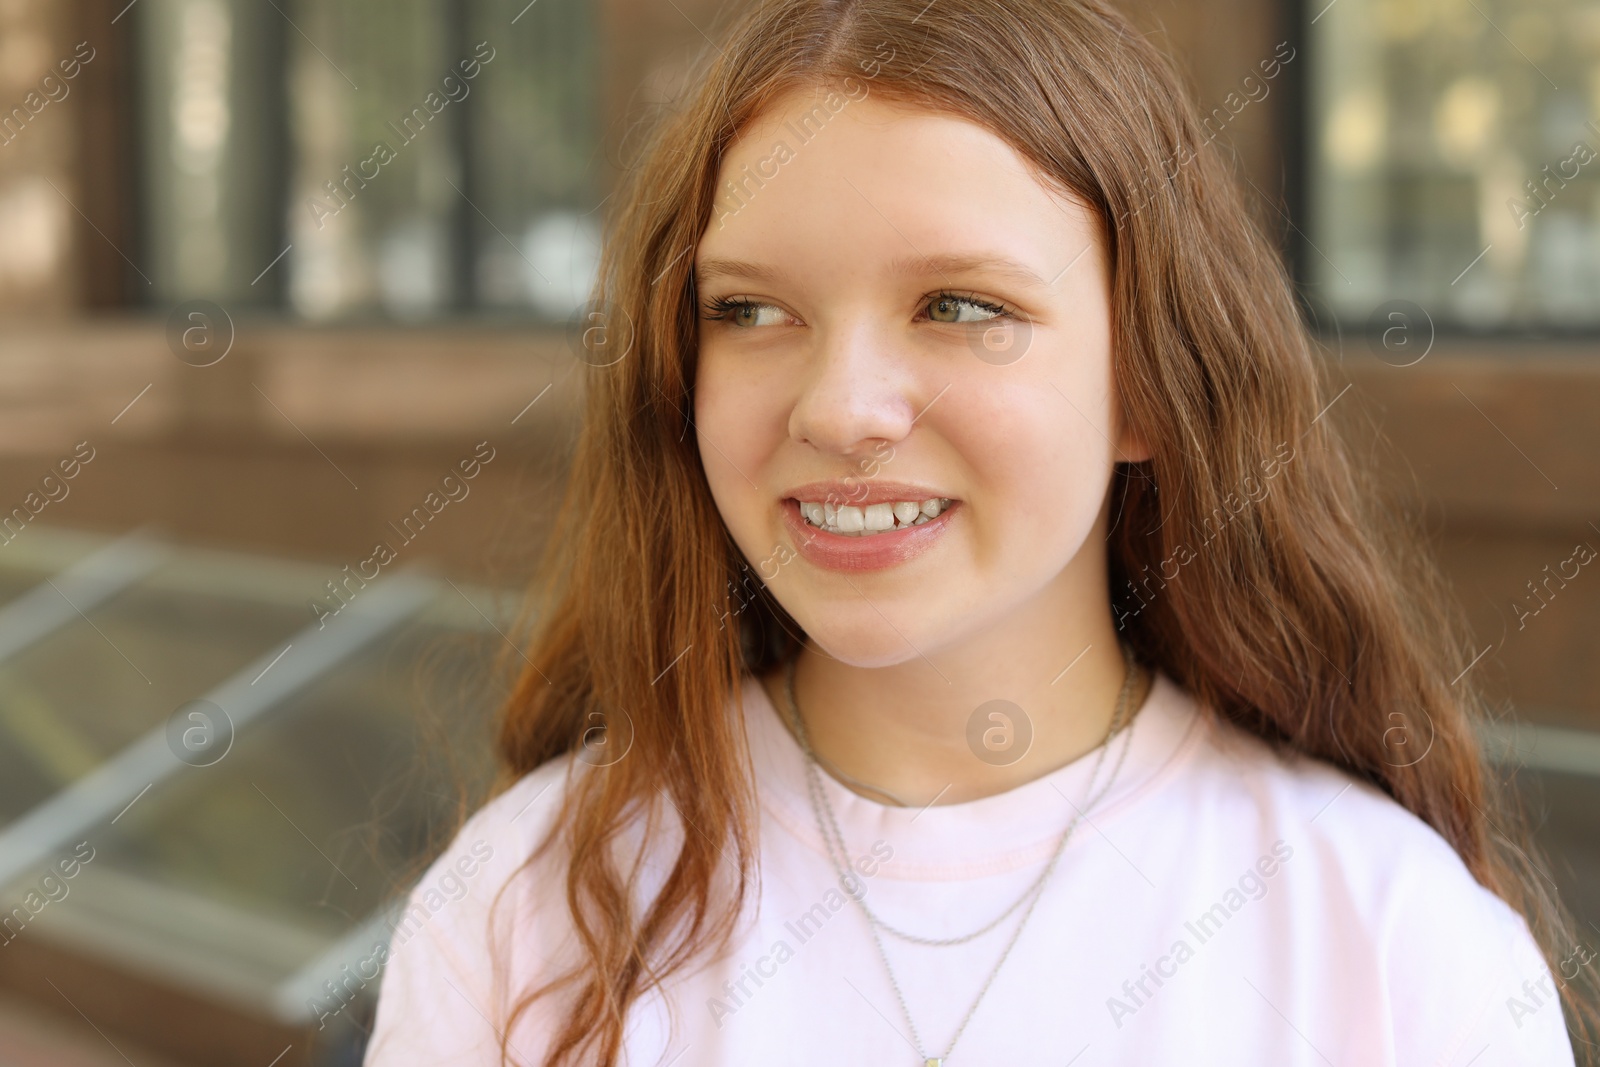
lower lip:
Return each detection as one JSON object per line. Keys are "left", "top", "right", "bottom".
{"left": 781, "top": 499, "right": 959, "bottom": 573}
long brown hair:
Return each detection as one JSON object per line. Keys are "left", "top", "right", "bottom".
{"left": 487, "top": 0, "right": 1600, "bottom": 1063}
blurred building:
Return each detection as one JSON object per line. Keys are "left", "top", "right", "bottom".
{"left": 0, "top": 0, "right": 1596, "bottom": 1063}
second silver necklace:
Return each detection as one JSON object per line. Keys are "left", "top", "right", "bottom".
{"left": 781, "top": 649, "right": 1144, "bottom": 1065}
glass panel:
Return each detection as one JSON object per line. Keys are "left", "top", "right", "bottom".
{"left": 14, "top": 617, "right": 501, "bottom": 1016}
{"left": 1309, "top": 0, "right": 1600, "bottom": 329}
{"left": 0, "top": 532, "right": 505, "bottom": 1024}
{"left": 0, "top": 552, "right": 311, "bottom": 823}
{"left": 0, "top": 567, "right": 43, "bottom": 606}
{"left": 0, "top": 524, "right": 110, "bottom": 600}
{"left": 95, "top": 620, "right": 497, "bottom": 935}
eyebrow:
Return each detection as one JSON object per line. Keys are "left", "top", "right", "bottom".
{"left": 694, "top": 251, "right": 1049, "bottom": 288}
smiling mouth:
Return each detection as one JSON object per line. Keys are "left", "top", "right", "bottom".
{"left": 792, "top": 497, "right": 955, "bottom": 537}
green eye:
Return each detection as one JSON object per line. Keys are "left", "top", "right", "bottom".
{"left": 733, "top": 303, "right": 773, "bottom": 327}
{"left": 927, "top": 294, "right": 1005, "bottom": 323}
{"left": 704, "top": 298, "right": 788, "bottom": 327}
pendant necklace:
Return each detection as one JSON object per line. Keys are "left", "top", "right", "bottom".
{"left": 779, "top": 646, "right": 1145, "bottom": 1066}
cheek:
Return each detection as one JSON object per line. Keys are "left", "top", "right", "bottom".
{"left": 953, "top": 378, "right": 1115, "bottom": 562}
{"left": 693, "top": 351, "right": 784, "bottom": 537}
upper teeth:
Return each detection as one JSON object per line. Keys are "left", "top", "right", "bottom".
{"left": 799, "top": 497, "right": 951, "bottom": 536}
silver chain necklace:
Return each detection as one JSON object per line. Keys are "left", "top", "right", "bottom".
{"left": 779, "top": 647, "right": 1145, "bottom": 1066}
{"left": 784, "top": 646, "right": 1140, "bottom": 948}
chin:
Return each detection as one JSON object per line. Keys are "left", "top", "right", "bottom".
{"left": 788, "top": 607, "right": 960, "bottom": 668}
{"left": 796, "top": 617, "right": 940, "bottom": 668}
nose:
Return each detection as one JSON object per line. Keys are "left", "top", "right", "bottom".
{"left": 788, "top": 319, "right": 919, "bottom": 457}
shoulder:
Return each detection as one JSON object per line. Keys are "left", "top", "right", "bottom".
{"left": 365, "top": 756, "right": 579, "bottom": 1064}
{"left": 1164, "top": 694, "right": 1489, "bottom": 910}
{"left": 403, "top": 754, "right": 577, "bottom": 944}
{"left": 1169, "top": 701, "right": 1576, "bottom": 1065}
{"left": 429, "top": 757, "right": 576, "bottom": 902}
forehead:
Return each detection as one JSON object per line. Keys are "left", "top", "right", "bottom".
{"left": 695, "top": 88, "right": 1098, "bottom": 284}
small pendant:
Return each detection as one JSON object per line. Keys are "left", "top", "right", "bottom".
{"left": 924, "top": 1060, "right": 943, "bottom": 1067}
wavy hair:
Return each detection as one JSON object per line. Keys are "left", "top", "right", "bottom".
{"left": 485, "top": 0, "right": 1600, "bottom": 1063}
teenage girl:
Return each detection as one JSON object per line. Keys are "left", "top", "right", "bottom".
{"left": 365, "top": 1, "right": 1596, "bottom": 1064}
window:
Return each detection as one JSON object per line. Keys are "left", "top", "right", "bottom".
{"left": 1305, "top": 0, "right": 1600, "bottom": 331}
{"left": 132, "top": 0, "right": 600, "bottom": 321}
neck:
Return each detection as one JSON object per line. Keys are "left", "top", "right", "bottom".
{"left": 759, "top": 597, "right": 1142, "bottom": 808}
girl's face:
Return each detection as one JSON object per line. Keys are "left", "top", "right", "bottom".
{"left": 693, "top": 87, "right": 1147, "bottom": 668}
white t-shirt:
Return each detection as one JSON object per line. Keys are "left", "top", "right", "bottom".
{"left": 364, "top": 670, "right": 1578, "bottom": 1065}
